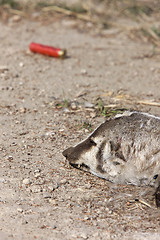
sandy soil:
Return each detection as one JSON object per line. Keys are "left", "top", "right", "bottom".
{"left": 0, "top": 12, "right": 160, "bottom": 240}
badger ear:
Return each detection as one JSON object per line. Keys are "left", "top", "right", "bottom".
{"left": 89, "top": 137, "right": 97, "bottom": 146}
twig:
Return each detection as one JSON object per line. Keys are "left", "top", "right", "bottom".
{"left": 113, "top": 95, "right": 160, "bottom": 107}
{"left": 137, "top": 100, "right": 160, "bottom": 107}
{"left": 42, "top": 5, "right": 94, "bottom": 22}
{"left": 129, "top": 199, "right": 152, "bottom": 208}
{"left": 138, "top": 199, "right": 152, "bottom": 208}
{"left": 9, "top": 9, "right": 26, "bottom": 17}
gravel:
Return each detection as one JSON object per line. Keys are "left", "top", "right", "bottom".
{"left": 0, "top": 9, "right": 160, "bottom": 240}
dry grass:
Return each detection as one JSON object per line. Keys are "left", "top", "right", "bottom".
{"left": 1, "top": 0, "right": 160, "bottom": 45}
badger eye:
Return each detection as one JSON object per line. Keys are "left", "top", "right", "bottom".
{"left": 153, "top": 174, "right": 158, "bottom": 179}
{"left": 89, "top": 137, "right": 97, "bottom": 146}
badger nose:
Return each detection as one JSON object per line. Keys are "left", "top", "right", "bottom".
{"left": 62, "top": 147, "right": 73, "bottom": 159}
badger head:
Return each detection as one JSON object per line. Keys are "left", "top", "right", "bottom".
{"left": 62, "top": 134, "right": 125, "bottom": 182}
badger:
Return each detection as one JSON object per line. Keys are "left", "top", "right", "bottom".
{"left": 63, "top": 111, "right": 160, "bottom": 207}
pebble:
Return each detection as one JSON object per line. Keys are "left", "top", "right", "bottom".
{"left": 34, "top": 172, "right": 41, "bottom": 178}
{"left": 105, "top": 207, "right": 110, "bottom": 212}
{"left": 84, "top": 129, "right": 89, "bottom": 133}
{"left": 0, "top": 66, "right": 9, "bottom": 72}
{"left": 30, "top": 185, "right": 42, "bottom": 193}
{"left": 45, "top": 131, "right": 55, "bottom": 137}
{"left": 19, "top": 62, "right": 24, "bottom": 67}
{"left": 48, "top": 199, "right": 57, "bottom": 205}
{"left": 21, "top": 219, "right": 28, "bottom": 225}
{"left": 0, "top": 178, "right": 5, "bottom": 183}
{"left": 60, "top": 179, "right": 68, "bottom": 185}
{"left": 61, "top": 19, "right": 76, "bottom": 28}
{"left": 34, "top": 169, "right": 41, "bottom": 173}
{"left": 52, "top": 225, "right": 57, "bottom": 229}
{"left": 32, "top": 12, "right": 41, "bottom": 19}
{"left": 81, "top": 69, "right": 87, "bottom": 75}
{"left": 43, "top": 193, "right": 52, "bottom": 199}
{"left": 90, "top": 112, "right": 97, "bottom": 118}
{"left": 72, "top": 233, "right": 88, "bottom": 239}
{"left": 48, "top": 183, "right": 59, "bottom": 191}
{"left": 17, "top": 208, "right": 23, "bottom": 213}
{"left": 71, "top": 102, "right": 77, "bottom": 110}
{"left": 63, "top": 108, "right": 70, "bottom": 113}
{"left": 7, "top": 156, "right": 13, "bottom": 161}
{"left": 92, "top": 232, "right": 100, "bottom": 238}
{"left": 80, "top": 233, "right": 88, "bottom": 239}
{"left": 22, "top": 178, "right": 31, "bottom": 185}
{"left": 19, "top": 107, "right": 26, "bottom": 113}
{"left": 11, "top": 15, "right": 21, "bottom": 22}
{"left": 25, "top": 209, "right": 33, "bottom": 214}
{"left": 84, "top": 102, "right": 94, "bottom": 108}
{"left": 58, "top": 129, "right": 64, "bottom": 132}
{"left": 85, "top": 183, "right": 92, "bottom": 189}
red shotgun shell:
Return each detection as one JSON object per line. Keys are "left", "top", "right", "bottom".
{"left": 29, "top": 42, "right": 66, "bottom": 58}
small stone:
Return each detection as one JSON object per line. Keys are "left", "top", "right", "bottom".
{"left": 19, "top": 62, "right": 24, "bottom": 67}
{"left": 105, "top": 207, "right": 110, "bottom": 212}
{"left": 61, "top": 19, "right": 76, "bottom": 28}
{"left": 80, "top": 233, "right": 88, "bottom": 239}
{"left": 73, "top": 233, "right": 88, "bottom": 239}
{"left": 84, "top": 129, "right": 89, "bottom": 133}
{"left": 93, "top": 232, "right": 100, "bottom": 238}
{"left": 63, "top": 108, "right": 70, "bottom": 113}
{"left": 45, "top": 131, "right": 55, "bottom": 137}
{"left": 25, "top": 209, "right": 33, "bottom": 214}
{"left": 32, "top": 12, "right": 40, "bottom": 19}
{"left": 48, "top": 183, "right": 59, "bottom": 191}
{"left": 83, "top": 216, "right": 90, "bottom": 220}
{"left": 19, "top": 108, "right": 26, "bottom": 113}
{"left": 17, "top": 208, "right": 23, "bottom": 213}
{"left": 84, "top": 102, "right": 94, "bottom": 108}
{"left": 8, "top": 156, "right": 13, "bottom": 161}
{"left": 22, "top": 178, "right": 31, "bottom": 185}
{"left": 71, "top": 102, "right": 77, "bottom": 110}
{"left": 34, "top": 173, "right": 41, "bottom": 178}
{"left": 52, "top": 225, "right": 57, "bottom": 229}
{"left": 43, "top": 193, "right": 51, "bottom": 199}
{"left": 150, "top": 67, "right": 155, "bottom": 72}
{"left": 34, "top": 169, "right": 41, "bottom": 173}
{"left": 85, "top": 183, "right": 92, "bottom": 189}
{"left": 30, "top": 185, "right": 42, "bottom": 193}
{"left": 11, "top": 15, "right": 21, "bottom": 22}
{"left": 48, "top": 199, "right": 57, "bottom": 205}
{"left": 0, "top": 66, "right": 9, "bottom": 72}
{"left": 58, "top": 129, "right": 64, "bottom": 132}
{"left": 81, "top": 69, "right": 87, "bottom": 75}
{"left": 21, "top": 219, "right": 28, "bottom": 225}
{"left": 60, "top": 179, "right": 68, "bottom": 185}
{"left": 0, "top": 178, "right": 5, "bottom": 183}
{"left": 90, "top": 112, "right": 97, "bottom": 118}
{"left": 15, "top": 74, "right": 19, "bottom": 78}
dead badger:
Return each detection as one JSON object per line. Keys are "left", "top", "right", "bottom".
{"left": 63, "top": 111, "right": 160, "bottom": 207}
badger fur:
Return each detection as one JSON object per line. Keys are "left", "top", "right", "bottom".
{"left": 63, "top": 111, "right": 160, "bottom": 206}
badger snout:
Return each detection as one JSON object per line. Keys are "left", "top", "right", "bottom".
{"left": 62, "top": 137, "right": 96, "bottom": 164}
{"left": 62, "top": 146, "right": 79, "bottom": 164}
{"left": 62, "top": 147, "right": 73, "bottom": 159}
{"left": 62, "top": 144, "right": 91, "bottom": 172}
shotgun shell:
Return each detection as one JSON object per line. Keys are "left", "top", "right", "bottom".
{"left": 29, "top": 42, "right": 66, "bottom": 58}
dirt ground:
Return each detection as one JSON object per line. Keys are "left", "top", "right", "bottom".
{"left": 0, "top": 7, "right": 160, "bottom": 240}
